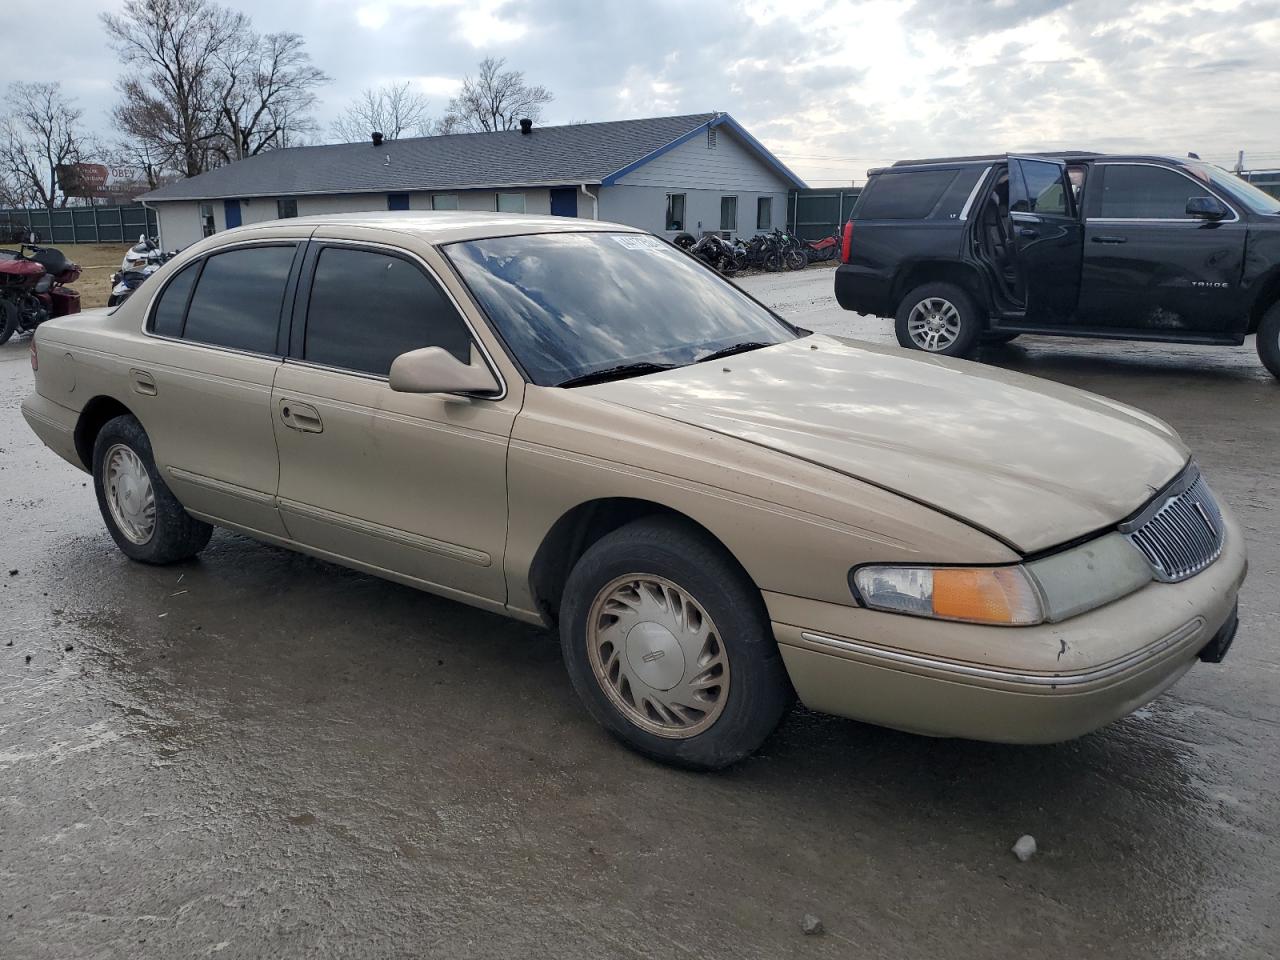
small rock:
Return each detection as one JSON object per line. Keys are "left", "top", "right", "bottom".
{"left": 801, "top": 914, "right": 824, "bottom": 935}
{"left": 7, "top": 569, "right": 16, "bottom": 576}
{"left": 24, "top": 654, "right": 32, "bottom": 664}
{"left": 1012, "top": 835, "right": 1037, "bottom": 862}
{"left": 64, "top": 645, "right": 74, "bottom": 652}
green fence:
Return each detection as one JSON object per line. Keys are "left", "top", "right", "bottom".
{"left": 0, "top": 204, "right": 159, "bottom": 245}
{"left": 787, "top": 188, "right": 861, "bottom": 240}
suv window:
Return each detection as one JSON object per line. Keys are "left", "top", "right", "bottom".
{"left": 856, "top": 169, "right": 959, "bottom": 220}
{"left": 303, "top": 246, "right": 472, "bottom": 376}
{"left": 181, "top": 245, "right": 295, "bottom": 353}
{"left": 150, "top": 261, "right": 199, "bottom": 337}
{"left": 1099, "top": 164, "right": 1210, "bottom": 219}
{"left": 1014, "top": 159, "right": 1070, "bottom": 216}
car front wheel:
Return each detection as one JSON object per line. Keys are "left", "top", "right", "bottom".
{"left": 895, "top": 282, "right": 982, "bottom": 357}
{"left": 1257, "top": 300, "right": 1280, "bottom": 379}
{"left": 559, "top": 517, "right": 793, "bottom": 770}
{"left": 92, "top": 414, "right": 213, "bottom": 564}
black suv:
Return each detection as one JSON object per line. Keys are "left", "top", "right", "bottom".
{"left": 834, "top": 152, "right": 1280, "bottom": 377}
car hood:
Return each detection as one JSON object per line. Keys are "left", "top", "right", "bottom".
{"left": 582, "top": 336, "right": 1187, "bottom": 553}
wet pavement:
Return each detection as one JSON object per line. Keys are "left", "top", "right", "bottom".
{"left": 2, "top": 272, "right": 1278, "bottom": 958}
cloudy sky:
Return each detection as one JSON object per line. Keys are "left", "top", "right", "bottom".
{"left": 18, "top": 0, "right": 1280, "bottom": 184}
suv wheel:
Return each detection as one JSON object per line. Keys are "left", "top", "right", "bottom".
{"left": 92, "top": 414, "right": 213, "bottom": 564}
{"left": 1257, "top": 301, "right": 1280, "bottom": 379}
{"left": 559, "top": 517, "right": 793, "bottom": 770}
{"left": 895, "top": 283, "right": 982, "bottom": 357}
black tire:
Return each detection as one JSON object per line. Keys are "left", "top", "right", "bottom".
{"left": 0, "top": 299, "right": 18, "bottom": 346}
{"left": 1257, "top": 300, "right": 1280, "bottom": 380}
{"left": 106, "top": 294, "right": 121, "bottom": 308}
{"left": 559, "top": 516, "right": 794, "bottom": 770}
{"left": 981, "top": 332, "right": 1020, "bottom": 345}
{"left": 894, "top": 282, "right": 983, "bottom": 358}
{"left": 785, "top": 248, "right": 807, "bottom": 271}
{"left": 92, "top": 414, "right": 212, "bottom": 564}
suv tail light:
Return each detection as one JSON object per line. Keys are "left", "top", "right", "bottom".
{"left": 29, "top": 337, "right": 37, "bottom": 372}
{"left": 840, "top": 220, "right": 854, "bottom": 263}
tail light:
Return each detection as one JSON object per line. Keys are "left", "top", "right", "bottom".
{"left": 29, "top": 337, "right": 37, "bottom": 372}
{"left": 840, "top": 220, "right": 854, "bottom": 263}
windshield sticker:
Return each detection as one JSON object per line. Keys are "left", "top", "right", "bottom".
{"left": 612, "top": 235, "right": 666, "bottom": 251}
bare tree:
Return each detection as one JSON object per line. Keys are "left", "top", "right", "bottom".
{"left": 102, "top": 0, "right": 325, "bottom": 178}
{"left": 331, "top": 82, "right": 433, "bottom": 142}
{"left": 215, "top": 31, "right": 329, "bottom": 162}
{"left": 0, "top": 82, "right": 90, "bottom": 209}
{"left": 438, "top": 58, "right": 553, "bottom": 134}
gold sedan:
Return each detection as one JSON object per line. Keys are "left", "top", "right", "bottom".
{"left": 22, "top": 213, "right": 1246, "bottom": 769}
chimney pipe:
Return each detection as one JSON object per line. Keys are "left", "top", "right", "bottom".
{"left": 519, "top": 118, "right": 533, "bottom": 136}
{"left": 371, "top": 131, "right": 384, "bottom": 146}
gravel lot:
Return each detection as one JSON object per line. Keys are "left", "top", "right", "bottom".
{"left": 2, "top": 266, "right": 1277, "bottom": 959}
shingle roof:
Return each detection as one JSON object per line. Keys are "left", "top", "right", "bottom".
{"left": 141, "top": 114, "right": 723, "bottom": 202}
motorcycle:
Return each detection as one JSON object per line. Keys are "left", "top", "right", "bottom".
{"left": 803, "top": 233, "right": 841, "bottom": 263}
{"left": 109, "top": 235, "right": 177, "bottom": 307}
{"left": 0, "top": 244, "right": 81, "bottom": 345}
{"left": 689, "top": 233, "right": 742, "bottom": 276}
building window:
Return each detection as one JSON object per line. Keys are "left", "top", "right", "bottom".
{"left": 199, "top": 203, "right": 215, "bottom": 237}
{"left": 720, "top": 196, "right": 737, "bottom": 231}
{"left": 387, "top": 193, "right": 410, "bottom": 211}
{"left": 497, "top": 193, "right": 526, "bottom": 214}
{"left": 665, "top": 193, "right": 686, "bottom": 231}
{"left": 276, "top": 197, "right": 298, "bottom": 219}
{"left": 431, "top": 194, "right": 459, "bottom": 211}
{"left": 757, "top": 196, "right": 772, "bottom": 230}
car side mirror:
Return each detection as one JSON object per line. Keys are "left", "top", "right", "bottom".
{"left": 1186, "top": 196, "right": 1227, "bottom": 221}
{"left": 389, "top": 344, "right": 500, "bottom": 397}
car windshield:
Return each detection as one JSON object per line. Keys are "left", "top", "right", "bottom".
{"left": 1186, "top": 162, "right": 1280, "bottom": 215}
{"left": 445, "top": 232, "right": 798, "bottom": 386}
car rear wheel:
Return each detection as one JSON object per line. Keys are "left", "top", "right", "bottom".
{"left": 895, "top": 283, "right": 982, "bottom": 357}
{"left": 559, "top": 517, "right": 793, "bottom": 770}
{"left": 1257, "top": 301, "right": 1280, "bottom": 379}
{"left": 0, "top": 300, "right": 18, "bottom": 345}
{"left": 92, "top": 414, "right": 213, "bottom": 564}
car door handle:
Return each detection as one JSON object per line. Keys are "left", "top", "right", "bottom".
{"left": 1017, "top": 227, "right": 1039, "bottom": 239}
{"left": 278, "top": 399, "right": 323, "bottom": 434}
{"left": 1092, "top": 235, "right": 1128, "bottom": 244}
{"left": 129, "top": 369, "right": 157, "bottom": 396}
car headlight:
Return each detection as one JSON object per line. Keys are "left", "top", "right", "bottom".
{"left": 852, "top": 533, "right": 1153, "bottom": 627}
{"left": 853, "top": 564, "right": 1044, "bottom": 625}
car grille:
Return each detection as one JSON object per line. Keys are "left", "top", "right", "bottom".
{"left": 1124, "top": 472, "right": 1225, "bottom": 583}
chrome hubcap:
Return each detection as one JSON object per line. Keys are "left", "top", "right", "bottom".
{"left": 587, "top": 575, "right": 730, "bottom": 739}
{"left": 104, "top": 443, "right": 156, "bottom": 545}
{"left": 907, "top": 297, "right": 962, "bottom": 351}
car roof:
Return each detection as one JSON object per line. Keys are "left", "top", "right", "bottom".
{"left": 872, "top": 152, "right": 1194, "bottom": 175}
{"left": 227, "top": 210, "right": 645, "bottom": 244}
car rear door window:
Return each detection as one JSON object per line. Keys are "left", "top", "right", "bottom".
{"left": 856, "top": 169, "right": 959, "bottom": 220}
{"left": 1013, "top": 159, "right": 1070, "bottom": 216}
{"left": 181, "top": 245, "right": 295, "bottom": 354}
{"left": 303, "top": 246, "right": 472, "bottom": 376}
{"left": 149, "top": 261, "right": 199, "bottom": 337}
{"left": 1099, "top": 165, "right": 1211, "bottom": 219}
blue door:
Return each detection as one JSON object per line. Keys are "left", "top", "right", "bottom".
{"left": 224, "top": 199, "right": 242, "bottom": 229}
{"left": 549, "top": 188, "right": 578, "bottom": 217}
{"left": 387, "top": 193, "right": 410, "bottom": 211}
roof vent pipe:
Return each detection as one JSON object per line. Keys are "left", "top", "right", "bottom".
{"left": 519, "top": 118, "right": 533, "bottom": 135}
{"left": 371, "top": 131, "right": 384, "bottom": 146}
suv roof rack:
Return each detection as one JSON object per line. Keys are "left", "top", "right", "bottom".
{"left": 886, "top": 151, "right": 1103, "bottom": 169}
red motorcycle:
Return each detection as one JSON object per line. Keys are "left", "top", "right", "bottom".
{"left": 803, "top": 234, "right": 841, "bottom": 263}
{"left": 0, "top": 244, "right": 81, "bottom": 345}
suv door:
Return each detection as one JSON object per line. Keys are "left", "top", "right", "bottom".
{"left": 134, "top": 240, "right": 302, "bottom": 537}
{"left": 271, "top": 239, "right": 517, "bottom": 604}
{"left": 1077, "top": 162, "right": 1249, "bottom": 338}
{"left": 1006, "top": 156, "right": 1083, "bottom": 325}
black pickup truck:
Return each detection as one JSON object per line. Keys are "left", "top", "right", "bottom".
{"left": 834, "top": 152, "right": 1280, "bottom": 377}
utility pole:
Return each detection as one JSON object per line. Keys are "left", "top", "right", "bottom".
{"left": 1235, "top": 150, "right": 1245, "bottom": 175}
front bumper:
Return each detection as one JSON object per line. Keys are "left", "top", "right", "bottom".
{"left": 767, "top": 510, "right": 1247, "bottom": 743}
